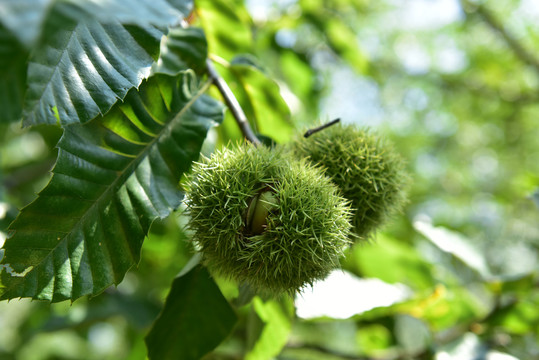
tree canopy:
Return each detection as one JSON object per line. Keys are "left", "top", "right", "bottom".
{"left": 0, "top": 0, "right": 538, "bottom": 359}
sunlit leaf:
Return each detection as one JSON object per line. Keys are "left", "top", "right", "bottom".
{"left": 246, "top": 297, "right": 293, "bottom": 360}
{"left": 0, "top": 71, "right": 223, "bottom": 302}
{"left": 21, "top": 0, "right": 193, "bottom": 126}
{"left": 325, "top": 19, "right": 369, "bottom": 74}
{"left": 356, "top": 324, "right": 392, "bottom": 355}
{"left": 415, "top": 287, "right": 485, "bottom": 330}
{"left": 487, "top": 290, "right": 539, "bottom": 335}
{"left": 0, "top": 0, "right": 192, "bottom": 49}
{"left": 353, "top": 284, "right": 485, "bottom": 331}
{"left": 145, "top": 254, "right": 237, "bottom": 360}
{"left": 195, "top": 0, "right": 252, "bottom": 60}
{"left": 223, "top": 62, "right": 294, "bottom": 143}
{"left": 279, "top": 50, "right": 316, "bottom": 107}
{"left": 296, "top": 271, "right": 411, "bottom": 320}
{"left": 486, "top": 273, "right": 536, "bottom": 296}
{"left": 344, "top": 234, "right": 435, "bottom": 290}
{"left": 414, "top": 220, "right": 491, "bottom": 279}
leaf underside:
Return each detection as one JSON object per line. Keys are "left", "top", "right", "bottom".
{"left": 0, "top": 72, "right": 223, "bottom": 302}
{"left": 21, "top": 0, "right": 193, "bottom": 126}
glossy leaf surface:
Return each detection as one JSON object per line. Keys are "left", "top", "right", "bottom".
{"left": 20, "top": 0, "right": 193, "bottom": 126}
{"left": 0, "top": 72, "right": 223, "bottom": 302}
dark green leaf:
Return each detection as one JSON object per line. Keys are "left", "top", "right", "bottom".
{"left": 0, "top": 71, "right": 223, "bottom": 302}
{"left": 0, "top": 0, "right": 192, "bottom": 49}
{"left": 145, "top": 255, "right": 237, "bottom": 360}
{"left": 151, "top": 26, "right": 208, "bottom": 76}
{"left": 0, "top": 23, "right": 28, "bottom": 124}
{"left": 21, "top": 0, "right": 193, "bottom": 126}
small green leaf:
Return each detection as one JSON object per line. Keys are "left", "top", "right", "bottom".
{"left": 0, "top": 72, "right": 223, "bottom": 302}
{"left": 145, "top": 255, "right": 237, "bottom": 360}
{"left": 246, "top": 297, "right": 293, "bottom": 360}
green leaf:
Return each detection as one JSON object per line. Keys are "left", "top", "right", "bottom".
{"left": 245, "top": 297, "right": 293, "bottom": 360}
{"left": 486, "top": 273, "right": 537, "bottom": 296}
{"left": 325, "top": 19, "right": 369, "bottom": 74}
{"left": 0, "top": 71, "right": 223, "bottom": 302}
{"left": 354, "top": 285, "right": 484, "bottom": 331}
{"left": 344, "top": 234, "right": 435, "bottom": 290}
{"left": 0, "top": 22, "right": 27, "bottom": 124}
{"left": 487, "top": 290, "right": 539, "bottom": 335}
{"left": 21, "top": 0, "right": 193, "bottom": 126}
{"left": 145, "top": 254, "right": 237, "bottom": 360}
{"left": 0, "top": 0, "right": 192, "bottom": 49}
{"left": 151, "top": 26, "right": 208, "bottom": 76}
{"left": 195, "top": 0, "right": 252, "bottom": 60}
{"left": 532, "top": 189, "right": 539, "bottom": 210}
{"left": 414, "top": 220, "right": 491, "bottom": 279}
{"left": 223, "top": 63, "right": 294, "bottom": 143}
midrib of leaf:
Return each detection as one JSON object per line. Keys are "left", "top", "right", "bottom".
{"left": 2, "top": 78, "right": 213, "bottom": 300}
{"left": 95, "top": 78, "right": 212, "bottom": 205}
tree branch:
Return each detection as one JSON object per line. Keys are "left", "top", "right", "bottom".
{"left": 462, "top": 0, "right": 539, "bottom": 73}
{"left": 205, "top": 58, "right": 262, "bottom": 146}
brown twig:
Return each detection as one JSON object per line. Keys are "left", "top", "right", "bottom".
{"left": 205, "top": 58, "right": 261, "bottom": 146}
{"left": 304, "top": 118, "right": 341, "bottom": 138}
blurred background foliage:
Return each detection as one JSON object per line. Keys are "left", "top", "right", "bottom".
{"left": 1, "top": 0, "right": 539, "bottom": 359}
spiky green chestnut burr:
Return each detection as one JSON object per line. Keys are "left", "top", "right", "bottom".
{"left": 288, "top": 122, "right": 409, "bottom": 239}
{"left": 184, "top": 144, "right": 352, "bottom": 295}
